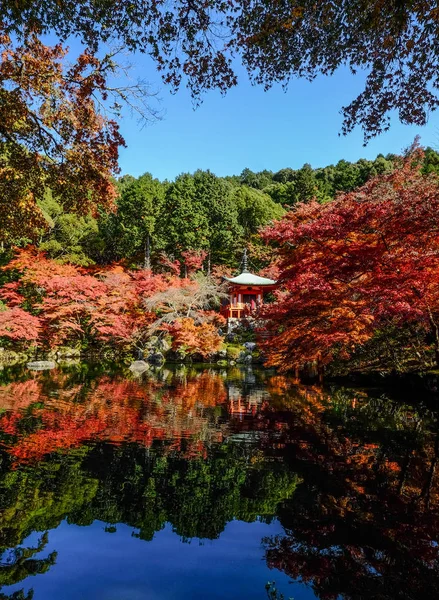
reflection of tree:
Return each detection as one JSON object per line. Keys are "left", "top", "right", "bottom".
{"left": 259, "top": 380, "right": 439, "bottom": 600}
{"left": 1, "top": 367, "right": 439, "bottom": 599}
{"left": 70, "top": 441, "right": 299, "bottom": 541}
{"left": 0, "top": 442, "right": 299, "bottom": 550}
{"left": 0, "top": 370, "right": 229, "bottom": 462}
{"left": 0, "top": 532, "right": 56, "bottom": 592}
{"left": 0, "top": 452, "right": 98, "bottom": 550}
{"left": 0, "top": 591, "right": 34, "bottom": 600}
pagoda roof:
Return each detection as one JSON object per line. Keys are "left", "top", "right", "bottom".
{"left": 224, "top": 270, "right": 276, "bottom": 286}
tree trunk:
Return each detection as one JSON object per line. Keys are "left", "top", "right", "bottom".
{"left": 207, "top": 252, "right": 211, "bottom": 275}
{"left": 144, "top": 235, "right": 151, "bottom": 270}
{"left": 428, "top": 308, "right": 439, "bottom": 366}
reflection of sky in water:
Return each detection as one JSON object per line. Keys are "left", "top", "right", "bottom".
{"left": 4, "top": 520, "right": 313, "bottom": 600}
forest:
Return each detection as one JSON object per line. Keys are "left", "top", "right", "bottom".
{"left": 3, "top": 0, "right": 439, "bottom": 378}
{"left": 5, "top": 150, "right": 415, "bottom": 267}
{"left": 2, "top": 146, "right": 439, "bottom": 377}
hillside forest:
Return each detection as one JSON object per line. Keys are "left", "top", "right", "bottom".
{"left": 3, "top": 145, "right": 439, "bottom": 377}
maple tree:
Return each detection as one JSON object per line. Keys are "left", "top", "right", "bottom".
{"left": 167, "top": 317, "right": 223, "bottom": 358}
{"left": 143, "top": 271, "right": 226, "bottom": 331}
{"left": 0, "top": 307, "right": 41, "bottom": 344}
{"left": 0, "top": 32, "right": 136, "bottom": 243}
{"left": 0, "top": 248, "right": 225, "bottom": 354}
{"left": 181, "top": 250, "right": 208, "bottom": 276}
{"left": 262, "top": 145, "right": 439, "bottom": 372}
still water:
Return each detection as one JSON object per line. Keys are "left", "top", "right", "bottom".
{"left": 0, "top": 363, "right": 438, "bottom": 600}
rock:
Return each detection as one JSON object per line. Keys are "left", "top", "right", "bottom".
{"left": 26, "top": 360, "right": 56, "bottom": 371}
{"left": 129, "top": 360, "right": 150, "bottom": 373}
{"left": 236, "top": 351, "right": 247, "bottom": 363}
{"left": 159, "top": 338, "right": 171, "bottom": 353}
{"left": 244, "top": 342, "right": 256, "bottom": 352}
{"left": 146, "top": 336, "right": 171, "bottom": 353}
{"left": 146, "top": 336, "right": 159, "bottom": 348}
{"left": 147, "top": 352, "right": 165, "bottom": 365}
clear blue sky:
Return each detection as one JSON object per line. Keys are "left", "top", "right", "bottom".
{"left": 101, "top": 50, "right": 439, "bottom": 180}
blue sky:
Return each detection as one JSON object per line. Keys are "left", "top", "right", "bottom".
{"left": 116, "top": 56, "right": 439, "bottom": 180}
{"left": 57, "top": 36, "right": 437, "bottom": 181}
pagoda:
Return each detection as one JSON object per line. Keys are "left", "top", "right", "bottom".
{"left": 220, "top": 250, "right": 276, "bottom": 321}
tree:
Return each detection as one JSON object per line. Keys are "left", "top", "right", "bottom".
{"left": 144, "top": 272, "right": 226, "bottom": 331}
{"left": 0, "top": 307, "right": 41, "bottom": 344}
{"left": 233, "top": 186, "right": 285, "bottom": 237}
{"left": 37, "top": 191, "right": 101, "bottom": 266}
{"left": 167, "top": 317, "right": 223, "bottom": 358}
{"left": 291, "top": 164, "right": 319, "bottom": 203}
{"left": 0, "top": 33, "right": 128, "bottom": 244}
{"left": 115, "top": 173, "right": 166, "bottom": 268}
{"left": 263, "top": 182, "right": 297, "bottom": 207}
{"left": 158, "top": 174, "right": 210, "bottom": 256}
{"left": 7, "top": 0, "right": 438, "bottom": 142}
{"left": 192, "top": 170, "right": 243, "bottom": 266}
{"left": 261, "top": 145, "right": 439, "bottom": 372}
{"left": 240, "top": 168, "right": 274, "bottom": 189}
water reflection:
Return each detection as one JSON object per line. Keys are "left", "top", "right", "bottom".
{"left": 0, "top": 365, "right": 438, "bottom": 599}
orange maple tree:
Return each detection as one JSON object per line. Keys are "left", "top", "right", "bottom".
{"left": 167, "top": 317, "right": 223, "bottom": 358}
{"left": 0, "top": 248, "right": 224, "bottom": 354}
{"left": 0, "top": 32, "right": 125, "bottom": 243}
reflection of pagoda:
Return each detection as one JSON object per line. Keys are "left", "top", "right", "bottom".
{"left": 220, "top": 249, "right": 276, "bottom": 323}
{"left": 225, "top": 369, "right": 270, "bottom": 420}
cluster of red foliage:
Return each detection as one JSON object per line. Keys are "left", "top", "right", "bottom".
{"left": 0, "top": 248, "right": 222, "bottom": 355}
{"left": 261, "top": 146, "right": 439, "bottom": 371}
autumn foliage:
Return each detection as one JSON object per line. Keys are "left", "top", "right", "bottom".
{"left": 262, "top": 146, "right": 439, "bottom": 372}
{"left": 0, "top": 248, "right": 222, "bottom": 356}
{"left": 167, "top": 318, "right": 223, "bottom": 358}
{"left": 0, "top": 32, "right": 125, "bottom": 243}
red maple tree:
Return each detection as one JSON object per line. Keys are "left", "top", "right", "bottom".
{"left": 262, "top": 146, "right": 439, "bottom": 372}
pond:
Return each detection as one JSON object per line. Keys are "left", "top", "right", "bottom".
{"left": 0, "top": 363, "right": 438, "bottom": 600}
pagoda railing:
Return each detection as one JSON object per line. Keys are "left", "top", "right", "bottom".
{"left": 220, "top": 303, "right": 260, "bottom": 319}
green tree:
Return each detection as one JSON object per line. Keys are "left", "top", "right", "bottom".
{"left": 263, "top": 182, "right": 297, "bottom": 206}
{"left": 233, "top": 186, "right": 285, "bottom": 237}
{"left": 240, "top": 168, "right": 274, "bottom": 190}
{"left": 158, "top": 174, "right": 210, "bottom": 258}
{"left": 37, "top": 191, "right": 101, "bottom": 266}
{"left": 115, "top": 173, "right": 166, "bottom": 268}
{"left": 192, "top": 170, "right": 243, "bottom": 267}
{"left": 291, "top": 164, "right": 319, "bottom": 203}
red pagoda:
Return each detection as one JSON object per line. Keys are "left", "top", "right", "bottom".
{"left": 220, "top": 250, "right": 277, "bottom": 321}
